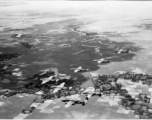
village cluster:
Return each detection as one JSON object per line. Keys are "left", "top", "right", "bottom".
{"left": 1, "top": 64, "right": 152, "bottom": 119}
{"left": 0, "top": 40, "right": 151, "bottom": 119}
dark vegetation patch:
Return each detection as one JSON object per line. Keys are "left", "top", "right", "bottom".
{"left": 0, "top": 20, "right": 142, "bottom": 90}
{"left": 0, "top": 53, "right": 21, "bottom": 61}
{"left": 21, "top": 42, "right": 34, "bottom": 49}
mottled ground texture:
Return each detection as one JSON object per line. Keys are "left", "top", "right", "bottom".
{"left": 0, "top": 19, "right": 140, "bottom": 90}
{"left": 0, "top": 20, "right": 144, "bottom": 119}
{"left": 1, "top": 1, "right": 152, "bottom": 119}
{"left": 1, "top": 77, "right": 151, "bottom": 119}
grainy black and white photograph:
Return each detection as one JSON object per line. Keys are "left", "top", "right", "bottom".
{"left": 0, "top": 0, "right": 152, "bottom": 119}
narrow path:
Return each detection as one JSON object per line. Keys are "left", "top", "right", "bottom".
{"left": 73, "top": 50, "right": 88, "bottom": 55}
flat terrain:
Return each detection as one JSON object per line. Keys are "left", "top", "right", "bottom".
{"left": 0, "top": 20, "right": 143, "bottom": 119}
{"left": 0, "top": 20, "right": 141, "bottom": 90}
{"left": 1, "top": 1, "right": 152, "bottom": 119}
{"left": 1, "top": 78, "right": 152, "bottom": 119}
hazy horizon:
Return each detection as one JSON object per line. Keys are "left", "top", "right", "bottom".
{"left": 1, "top": 1, "right": 152, "bottom": 74}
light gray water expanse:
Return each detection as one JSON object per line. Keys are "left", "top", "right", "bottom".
{"left": 1, "top": 1, "right": 152, "bottom": 119}
{"left": 1, "top": 1, "right": 152, "bottom": 75}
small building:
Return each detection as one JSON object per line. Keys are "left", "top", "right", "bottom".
{"left": 35, "top": 91, "right": 44, "bottom": 95}
{"left": 90, "top": 72, "right": 99, "bottom": 78}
